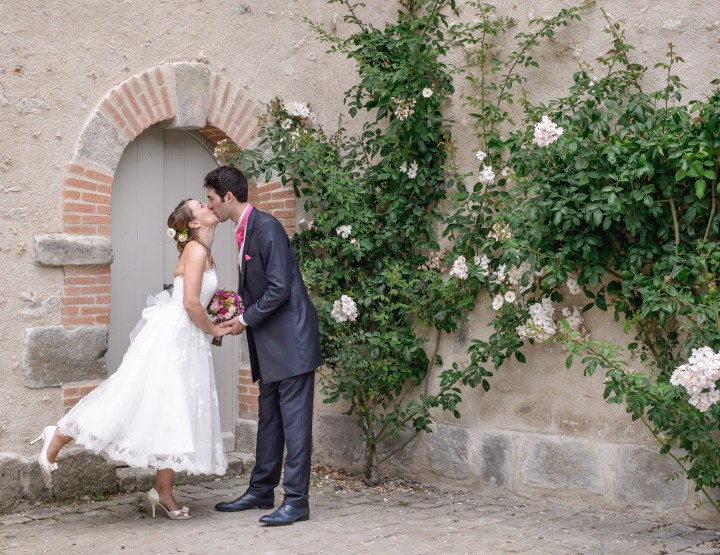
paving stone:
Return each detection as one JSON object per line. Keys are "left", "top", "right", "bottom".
{"left": 0, "top": 474, "right": 716, "bottom": 555}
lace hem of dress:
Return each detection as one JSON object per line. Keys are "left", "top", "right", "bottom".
{"left": 59, "top": 423, "right": 227, "bottom": 476}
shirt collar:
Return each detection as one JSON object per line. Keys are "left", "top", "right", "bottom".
{"left": 235, "top": 204, "right": 252, "bottom": 233}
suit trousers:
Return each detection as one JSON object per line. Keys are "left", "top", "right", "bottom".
{"left": 247, "top": 370, "right": 315, "bottom": 508}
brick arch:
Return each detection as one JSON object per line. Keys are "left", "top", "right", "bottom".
{"left": 58, "top": 62, "right": 296, "bottom": 417}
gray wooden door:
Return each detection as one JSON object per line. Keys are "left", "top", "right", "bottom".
{"left": 107, "top": 126, "right": 238, "bottom": 451}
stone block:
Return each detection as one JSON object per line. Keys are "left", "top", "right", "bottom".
{"left": 23, "top": 325, "right": 108, "bottom": 388}
{"left": 51, "top": 449, "right": 117, "bottom": 501}
{"left": 164, "top": 62, "right": 210, "bottom": 129}
{"left": 227, "top": 451, "right": 254, "bottom": 477}
{"left": 235, "top": 417, "right": 257, "bottom": 454}
{"left": 237, "top": 339, "right": 251, "bottom": 368}
{"left": 477, "top": 432, "right": 513, "bottom": 488}
{"left": 116, "top": 467, "right": 138, "bottom": 493}
{"left": 616, "top": 445, "right": 688, "bottom": 507}
{"left": 33, "top": 234, "right": 113, "bottom": 267}
{"left": 19, "top": 456, "right": 53, "bottom": 504}
{"left": 522, "top": 435, "right": 604, "bottom": 493}
{"left": 133, "top": 467, "right": 157, "bottom": 493}
{"left": 426, "top": 423, "right": 470, "bottom": 479}
{"left": 115, "top": 465, "right": 154, "bottom": 494}
{"left": 75, "top": 109, "right": 130, "bottom": 174}
{"left": 377, "top": 424, "right": 421, "bottom": 470}
{"left": 0, "top": 454, "right": 23, "bottom": 513}
{"left": 313, "top": 413, "right": 363, "bottom": 464}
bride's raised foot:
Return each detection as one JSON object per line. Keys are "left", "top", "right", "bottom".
{"left": 147, "top": 488, "right": 192, "bottom": 520}
{"left": 30, "top": 426, "right": 59, "bottom": 478}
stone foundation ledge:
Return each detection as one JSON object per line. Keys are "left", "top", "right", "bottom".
{"left": 0, "top": 448, "right": 254, "bottom": 515}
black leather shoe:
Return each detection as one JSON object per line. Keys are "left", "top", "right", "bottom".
{"left": 214, "top": 493, "right": 274, "bottom": 512}
{"left": 259, "top": 504, "right": 310, "bottom": 526}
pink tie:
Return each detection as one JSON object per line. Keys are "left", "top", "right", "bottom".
{"left": 236, "top": 205, "right": 253, "bottom": 249}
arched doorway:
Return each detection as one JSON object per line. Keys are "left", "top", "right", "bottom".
{"left": 107, "top": 125, "right": 239, "bottom": 450}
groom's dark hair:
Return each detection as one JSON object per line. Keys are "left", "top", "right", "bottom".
{"left": 204, "top": 165, "right": 248, "bottom": 202}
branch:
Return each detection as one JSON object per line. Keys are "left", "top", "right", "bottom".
{"left": 704, "top": 179, "right": 717, "bottom": 242}
{"left": 669, "top": 197, "right": 680, "bottom": 254}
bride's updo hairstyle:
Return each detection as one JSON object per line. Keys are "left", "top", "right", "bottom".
{"left": 166, "top": 199, "right": 214, "bottom": 266}
{"left": 167, "top": 199, "right": 195, "bottom": 253}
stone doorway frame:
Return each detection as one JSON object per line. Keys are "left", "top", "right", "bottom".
{"left": 27, "top": 62, "right": 295, "bottom": 421}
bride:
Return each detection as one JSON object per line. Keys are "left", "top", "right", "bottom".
{"left": 31, "top": 199, "right": 231, "bottom": 520}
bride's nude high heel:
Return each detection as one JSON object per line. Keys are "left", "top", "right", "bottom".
{"left": 30, "top": 425, "right": 59, "bottom": 478}
{"left": 147, "top": 488, "right": 192, "bottom": 520}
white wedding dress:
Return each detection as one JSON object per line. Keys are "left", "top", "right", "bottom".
{"left": 58, "top": 269, "right": 228, "bottom": 476}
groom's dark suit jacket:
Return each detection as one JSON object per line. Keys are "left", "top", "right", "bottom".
{"left": 239, "top": 208, "right": 321, "bottom": 384}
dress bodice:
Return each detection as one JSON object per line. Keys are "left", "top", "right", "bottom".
{"left": 171, "top": 269, "right": 218, "bottom": 307}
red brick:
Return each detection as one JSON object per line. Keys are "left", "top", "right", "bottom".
{"left": 67, "top": 163, "right": 86, "bottom": 176}
{"left": 81, "top": 215, "right": 111, "bottom": 225}
{"left": 121, "top": 82, "right": 143, "bottom": 115}
{"left": 63, "top": 214, "right": 82, "bottom": 224}
{"left": 63, "top": 296, "right": 93, "bottom": 305}
{"left": 65, "top": 177, "right": 98, "bottom": 191}
{"left": 110, "top": 89, "right": 125, "bottom": 107}
{"left": 85, "top": 169, "right": 113, "bottom": 184}
{"left": 64, "top": 202, "right": 96, "bottom": 214}
{"left": 80, "top": 305, "right": 110, "bottom": 315}
{"left": 63, "top": 316, "right": 96, "bottom": 325}
{"left": 160, "top": 85, "right": 174, "bottom": 119}
{"left": 121, "top": 105, "right": 143, "bottom": 136}
{"left": 132, "top": 77, "right": 156, "bottom": 121}
{"left": 64, "top": 225, "right": 97, "bottom": 234}
{"left": 65, "top": 276, "right": 100, "bottom": 286}
{"left": 73, "top": 266, "right": 110, "bottom": 276}
{"left": 154, "top": 67, "right": 166, "bottom": 86}
{"left": 142, "top": 72, "right": 160, "bottom": 106}
{"left": 63, "top": 190, "right": 81, "bottom": 200}
{"left": 218, "top": 81, "right": 232, "bottom": 115}
{"left": 101, "top": 101, "right": 130, "bottom": 137}
{"left": 80, "top": 285, "right": 111, "bottom": 294}
{"left": 80, "top": 191, "right": 111, "bottom": 205}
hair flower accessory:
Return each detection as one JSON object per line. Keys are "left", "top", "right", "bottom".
{"left": 167, "top": 228, "right": 176, "bottom": 238}
{"left": 177, "top": 230, "right": 189, "bottom": 243}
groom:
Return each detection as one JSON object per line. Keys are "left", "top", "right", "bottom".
{"left": 204, "top": 165, "right": 322, "bottom": 526}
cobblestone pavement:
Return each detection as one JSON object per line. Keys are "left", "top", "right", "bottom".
{"left": 1, "top": 468, "right": 719, "bottom": 555}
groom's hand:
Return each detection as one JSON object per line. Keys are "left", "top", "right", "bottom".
{"left": 222, "top": 317, "right": 246, "bottom": 335}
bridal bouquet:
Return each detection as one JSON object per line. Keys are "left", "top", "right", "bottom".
{"left": 207, "top": 289, "right": 244, "bottom": 346}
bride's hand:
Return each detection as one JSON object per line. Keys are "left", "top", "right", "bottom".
{"left": 213, "top": 325, "right": 232, "bottom": 337}
{"left": 219, "top": 318, "right": 245, "bottom": 336}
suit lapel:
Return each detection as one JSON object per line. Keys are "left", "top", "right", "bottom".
{"left": 240, "top": 209, "right": 258, "bottom": 287}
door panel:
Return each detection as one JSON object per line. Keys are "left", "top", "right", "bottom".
{"left": 108, "top": 126, "right": 238, "bottom": 451}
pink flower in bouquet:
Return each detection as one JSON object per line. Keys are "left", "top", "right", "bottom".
{"left": 206, "top": 289, "right": 244, "bottom": 346}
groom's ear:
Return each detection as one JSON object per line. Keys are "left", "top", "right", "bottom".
{"left": 224, "top": 191, "right": 235, "bottom": 204}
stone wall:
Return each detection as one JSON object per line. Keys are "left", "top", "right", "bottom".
{"left": 1, "top": 0, "right": 719, "bottom": 521}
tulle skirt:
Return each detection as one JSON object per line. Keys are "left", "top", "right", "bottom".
{"left": 58, "top": 292, "right": 227, "bottom": 475}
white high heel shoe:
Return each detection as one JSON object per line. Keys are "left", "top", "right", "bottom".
{"left": 147, "top": 488, "right": 192, "bottom": 520}
{"left": 29, "top": 425, "right": 59, "bottom": 478}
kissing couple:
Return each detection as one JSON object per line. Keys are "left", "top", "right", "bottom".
{"left": 32, "top": 165, "right": 321, "bottom": 526}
